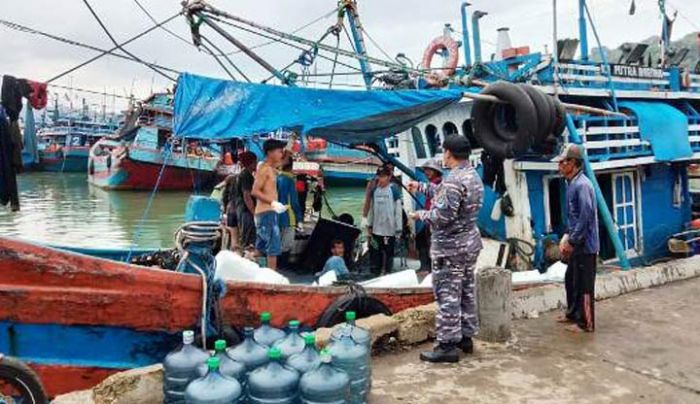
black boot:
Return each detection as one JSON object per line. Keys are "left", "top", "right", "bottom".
{"left": 419, "top": 342, "right": 459, "bottom": 363}
{"left": 457, "top": 336, "right": 474, "bottom": 354}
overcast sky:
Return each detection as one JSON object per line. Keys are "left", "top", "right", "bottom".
{"left": 2, "top": 0, "right": 699, "bottom": 113}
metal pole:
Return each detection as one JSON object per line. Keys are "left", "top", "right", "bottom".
{"left": 578, "top": 0, "right": 589, "bottom": 61}
{"left": 552, "top": 0, "right": 560, "bottom": 97}
{"left": 472, "top": 11, "right": 487, "bottom": 63}
{"left": 565, "top": 114, "right": 631, "bottom": 269}
{"left": 196, "top": 14, "right": 292, "bottom": 85}
{"left": 460, "top": 92, "right": 628, "bottom": 117}
{"left": 344, "top": 2, "right": 373, "bottom": 89}
{"left": 460, "top": 2, "right": 472, "bottom": 66}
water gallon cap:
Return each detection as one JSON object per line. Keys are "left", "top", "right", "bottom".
{"left": 214, "top": 339, "right": 227, "bottom": 351}
{"left": 345, "top": 311, "right": 356, "bottom": 321}
{"left": 268, "top": 346, "right": 282, "bottom": 360}
{"left": 320, "top": 348, "right": 332, "bottom": 364}
{"left": 182, "top": 330, "right": 195, "bottom": 345}
{"left": 304, "top": 333, "right": 316, "bottom": 346}
{"left": 261, "top": 312, "right": 271, "bottom": 322}
{"left": 289, "top": 320, "right": 300, "bottom": 328}
{"left": 207, "top": 356, "right": 221, "bottom": 370}
{"left": 243, "top": 326, "right": 254, "bottom": 336}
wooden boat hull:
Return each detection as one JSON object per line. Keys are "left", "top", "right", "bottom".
{"left": 0, "top": 236, "right": 433, "bottom": 396}
{"left": 39, "top": 147, "right": 90, "bottom": 172}
{"left": 88, "top": 148, "right": 217, "bottom": 191}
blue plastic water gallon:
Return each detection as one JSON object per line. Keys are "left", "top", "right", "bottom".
{"left": 227, "top": 327, "right": 269, "bottom": 375}
{"left": 247, "top": 347, "right": 300, "bottom": 404}
{"left": 330, "top": 311, "right": 371, "bottom": 349}
{"left": 327, "top": 333, "right": 370, "bottom": 404}
{"left": 185, "top": 357, "right": 243, "bottom": 404}
{"left": 196, "top": 340, "right": 245, "bottom": 383}
{"left": 300, "top": 349, "right": 351, "bottom": 404}
{"left": 286, "top": 333, "right": 321, "bottom": 374}
{"left": 254, "top": 311, "right": 286, "bottom": 347}
{"left": 163, "top": 330, "right": 210, "bottom": 403}
{"left": 273, "top": 320, "right": 305, "bottom": 360}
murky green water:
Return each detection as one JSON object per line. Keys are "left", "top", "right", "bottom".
{"left": 0, "top": 172, "right": 366, "bottom": 249}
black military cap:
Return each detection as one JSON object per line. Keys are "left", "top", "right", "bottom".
{"left": 442, "top": 135, "right": 471, "bottom": 154}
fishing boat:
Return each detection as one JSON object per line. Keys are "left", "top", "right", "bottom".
{"left": 36, "top": 116, "right": 119, "bottom": 172}
{"left": 0, "top": 76, "right": 466, "bottom": 396}
{"left": 88, "top": 93, "right": 221, "bottom": 190}
{"left": 303, "top": 138, "right": 381, "bottom": 186}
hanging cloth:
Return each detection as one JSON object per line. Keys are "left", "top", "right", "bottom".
{"left": 26, "top": 80, "right": 48, "bottom": 110}
{"left": 1, "top": 75, "right": 30, "bottom": 121}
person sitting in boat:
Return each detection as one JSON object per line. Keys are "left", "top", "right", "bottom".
{"left": 251, "top": 139, "right": 288, "bottom": 270}
{"left": 366, "top": 166, "right": 403, "bottom": 276}
{"left": 277, "top": 150, "right": 304, "bottom": 269}
{"left": 234, "top": 151, "right": 258, "bottom": 251}
{"left": 415, "top": 159, "right": 444, "bottom": 274}
{"left": 316, "top": 239, "right": 351, "bottom": 281}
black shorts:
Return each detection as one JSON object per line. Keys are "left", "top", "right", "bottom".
{"left": 226, "top": 211, "right": 238, "bottom": 227}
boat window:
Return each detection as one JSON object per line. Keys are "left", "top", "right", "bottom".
{"left": 425, "top": 124, "right": 440, "bottom": 156}
{"left": 411, "top": 127, "right": 427, "bottom": 159}
{"left": 462, "top": 119, "right": 480, "bottom": 148}
{"left": 443, "top": 121, "right": 458, "bottom": 136}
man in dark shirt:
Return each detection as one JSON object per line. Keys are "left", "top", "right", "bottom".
{"left": 554, "top": 144, "right": 599, "bottom": 333}
{"left": 235, "top": 151, "right": 258, "bottom": 250}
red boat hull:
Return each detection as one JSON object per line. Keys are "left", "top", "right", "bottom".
{"left": 0, "top": 237, "right": 433, "bottom": 396}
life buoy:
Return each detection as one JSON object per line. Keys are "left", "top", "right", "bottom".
{"left": 421, "top": 35, "right": 460, "bottom": 80}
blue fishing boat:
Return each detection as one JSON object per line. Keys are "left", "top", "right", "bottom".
{"left": 37, "top": 115, "right": 119, "bottom": 172}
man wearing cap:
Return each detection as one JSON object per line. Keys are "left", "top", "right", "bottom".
{"left": 251, "top": 139, "right": 288, "bottom": 270}
{"left": 554, "top": 143, "right": 598, "bottom": 333}
{"left": 408, "top": 135, "right": 483, "bottom": 363}
{"left": 415, "top": 159, "right": 443, "bottom": 273}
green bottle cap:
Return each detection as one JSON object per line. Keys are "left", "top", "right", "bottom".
{"left": 289, "top": 320, "right": 300, "bottom": 328}
{"left": 320, "top": 348, "right": 332, "bottom": 364}
{"left": 261, "top": 312, "right": 271, "bottom": 322}
{"left": 303, "top": 333, "right": 316, "bottom": 346}
{"left": 207, "top": 356, "right": 221, "bottom": 370}
{"left": 346, "top": 311, "right": 356, "bottom": 321}
{"left": 214, "top": 339, "right": 227, "bottom": 351}
{"left": 268, "top": 346, "right": 282, "bottom": 360}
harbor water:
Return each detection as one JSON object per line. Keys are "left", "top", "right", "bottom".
{"left": 0, "top": 172, "right": 367, "bottom": 249}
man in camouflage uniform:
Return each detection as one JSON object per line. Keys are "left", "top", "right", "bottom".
{"left": 409, "top": 135, "right": 484, "bottom": 363}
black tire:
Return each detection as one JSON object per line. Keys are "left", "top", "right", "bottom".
{"left": 551, "top": 96, "right": 567, "bottom": 138}
{"left": 315, "top": 294, "right": 392, "bottom": 329}
{"left": 0, "top": 355, "right": 48, "bottom": 404}
{"left": 471, "top": 81, "right": 537, "bottom": 159}
{"left": 520, "top": 84, "right": 554, "bottom": 144}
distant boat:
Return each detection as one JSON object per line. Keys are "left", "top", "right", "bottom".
{"left": 303, "top": 137, "right": 381, "bottom": 186}
{"left": 88, "top": 93, "right": 220, "bottom": 191}
{"left": 37, "top": 116, "right": 119, "bottom": 172}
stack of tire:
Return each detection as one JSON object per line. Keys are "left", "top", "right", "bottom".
{"left": 471, "top": 81, "right": 567, "bottom": 159}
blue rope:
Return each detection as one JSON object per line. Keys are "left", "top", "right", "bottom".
{"left": 583, "top": 2, "right": 619, "bottom": 112}
{"left": 126, "top": 143, "right": 173, "bottom": 263}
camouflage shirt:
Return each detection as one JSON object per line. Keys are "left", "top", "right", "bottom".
{"left": 416, "top": 161, "right": 484, "bottom": 258}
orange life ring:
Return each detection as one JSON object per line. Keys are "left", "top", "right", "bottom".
{"left": 421, "top": 35, "right": 460, "bottom": 80}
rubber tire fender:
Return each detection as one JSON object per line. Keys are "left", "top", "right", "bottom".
{"left": 519, "top": 84, "right": 554, "bottom": 145}
{"left": 471, "top": 81, "right": 537, "bottom": 159}
{"left": 315, "top": 294, "right": 392, "bottom": 329}
{"left": 551, "top": 96, "right": 567, "bottom": 138}
{"left": 0, "top": 355, "right": 48, "bottom": 404}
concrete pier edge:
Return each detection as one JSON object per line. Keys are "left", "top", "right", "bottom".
{"left": 52, "top": 256, "right": 700, "bottom": 403}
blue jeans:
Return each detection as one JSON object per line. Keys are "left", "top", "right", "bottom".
{"left": 255, "top": 211, "right": 281, "bottom": 257}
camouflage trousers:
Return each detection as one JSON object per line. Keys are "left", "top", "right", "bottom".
{"left": 432, "top": 253, "right": 479, "bottom": 344}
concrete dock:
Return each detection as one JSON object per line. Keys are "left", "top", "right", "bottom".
{"left": 370, "top": 277, "right": 700, "bottom": 404}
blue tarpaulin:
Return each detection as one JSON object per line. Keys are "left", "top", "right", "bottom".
{"left": 619, "top": 101, "right": 692, "bottom": 162}
{"left": 173, "top": 73, "right": 463, "bottom": 144}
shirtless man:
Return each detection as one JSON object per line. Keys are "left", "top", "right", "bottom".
{"left": 251, "top": 139, "right": 287, "bottom": 270}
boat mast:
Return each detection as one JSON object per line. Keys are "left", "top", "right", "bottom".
{"left": 341, "top": 0, "right": 373, "bottom": 89}
{"left": 578, "top": 0, "right": 589, "bottom": 61}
